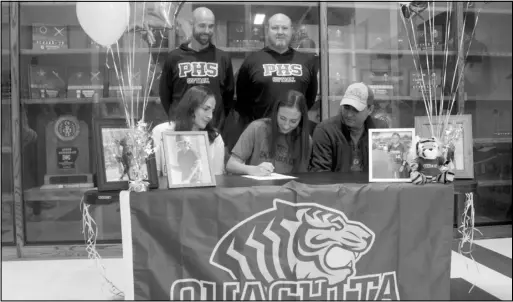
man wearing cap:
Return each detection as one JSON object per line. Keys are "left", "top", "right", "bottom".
{"left": 309, "top": 82, "right": 386, "bottom": 173}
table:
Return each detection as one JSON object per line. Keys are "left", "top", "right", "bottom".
{"left": 120, "top": 173, "right": 454, "bottom": 300}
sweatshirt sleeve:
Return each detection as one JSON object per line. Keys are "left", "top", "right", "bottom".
{"left": 222, "top": 54, "right": 235, "bottom": 118}
{"left": 234, "top": 57, "right": 252, "bottom": 120}
{"left": 159, "top": 55, "right": 173, "bottom": 117}
{"left": 309, "top": 125, "right": 333, "bottom": 172}
{"left": 305, "top": 55, "right": 319, "bottom": 110}
{"left": 211, "top": 134, "right": 226, "bottom": 175}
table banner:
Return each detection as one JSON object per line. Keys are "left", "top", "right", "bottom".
{"left": 120, "top": 181, "right": 453, "bottom": 300}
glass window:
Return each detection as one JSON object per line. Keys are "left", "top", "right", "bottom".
{"left": 464, "top": 1, "right": 512, "bottom": 224}
{"left": 326, "top": 2, "right": 457, "bottom": 127}
{"left": 16, "top": 1, "right": 321, "bottom": 245}
{"left": 19, "top": 2, "right": 170, "bottom": 243}
{"left": 1, "top": 2, "right": 15, "bottom": 245}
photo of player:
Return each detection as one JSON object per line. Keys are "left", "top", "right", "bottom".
{"left": 386, "top": 133, "right": 407, "bottom": 179}
{"left": 369, "top": 128, "right": 415, "bottom": 182}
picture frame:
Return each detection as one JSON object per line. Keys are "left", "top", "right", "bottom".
{"left": 415, "top": 114, "right": 474, "bottom": 179}
{"left": 93, "top": 118, "right": 158, "bottom": 192}
{"left": 369, "top": 128, "right": 416, "bottom": 183}
{"left": 161, "top": 130, "right": 216, "bottom": 189}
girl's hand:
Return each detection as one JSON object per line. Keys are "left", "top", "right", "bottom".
{"left": 249, "top": 165, "right": 272, "bottom": 176}
{"left": 258, "top": 162, "right": 274, "bottom": 173}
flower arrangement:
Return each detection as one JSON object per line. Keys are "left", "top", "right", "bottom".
{"left": 123, "top": 120, "right": 155, "bottom": 192}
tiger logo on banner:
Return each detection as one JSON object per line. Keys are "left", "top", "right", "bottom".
{"left": 171, "top": 199, "right": 400, "bottom": 300}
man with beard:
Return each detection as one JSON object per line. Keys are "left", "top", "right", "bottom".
{"left": 159, "top": 7, "right": 234, "bottom": 132}
{"left": 227, "top": 13, "right": 318, "bottom": 150}
{"left": 309, "top": 82, "right": 386, "bottom": 173}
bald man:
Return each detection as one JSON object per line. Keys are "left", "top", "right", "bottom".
{"left": 229, "top": 13, "right": 318, "bottom": 149}
{"left": 159, "top": 7, "right": 234, "bottom": 131}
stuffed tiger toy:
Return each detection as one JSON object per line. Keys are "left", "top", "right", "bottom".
{"left": 409, "top": 137, "right": 454, "bottom": 185}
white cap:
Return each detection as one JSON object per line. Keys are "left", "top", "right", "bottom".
{"left": 340, "top": 82, "right": 373, "bottom": 111}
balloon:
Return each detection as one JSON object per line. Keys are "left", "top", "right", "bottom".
{"left": 127, "top": 1, "right": 185, "bottom": 46}
{"left": 76, "top": 2, "right": 130, "bottom": 47}
{"left": 399, "top": 1, "right": 428, "bottom": 19}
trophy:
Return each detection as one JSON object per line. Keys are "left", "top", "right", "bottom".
{"left": 67, "top": 67, "right": 104, "bottom": 100}
{"left": 32, "top": 24, "right": 68, "bottom": 50}
{"left": 42, "top": 115, "right": 93, "bottom": 189}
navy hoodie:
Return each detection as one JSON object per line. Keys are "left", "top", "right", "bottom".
{"left": 235, "top": 47, "right": 318, "bottom": 123}
{"left": 159, "top": 43, "right": 235, "bottom": 130}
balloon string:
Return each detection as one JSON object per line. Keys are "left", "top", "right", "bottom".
{"left": 132, "top": 2, "right": 139, "bottom": 122}
{"left": 400, "top": 14, "right": 432, "bottom": 131}
{"left": 439, "top": 1, "right": 452, "bottom": 139}
{"left": 403, "top": 14, "right": 434, "bottom": 135}
{"left": 429, "top": 2, "right": 437, "bottom": 126}
{"left": 424, "top": 2, "right": 432, "bottom": 124}
{"left": 447, "top": 2, "right": 470, "bottom": 111}
{"left": 112, "top": 42, "right": 131, "bottom": 128}
{"left": 445, "top": 1, "right": 483, "bottom": 132}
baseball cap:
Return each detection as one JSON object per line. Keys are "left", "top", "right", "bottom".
{"left": 340, "top": 82, "right": 374, "bottom": 111}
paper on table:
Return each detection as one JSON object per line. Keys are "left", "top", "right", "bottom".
{"left": 242, "top": 173, "right": 297, "bottom": 181}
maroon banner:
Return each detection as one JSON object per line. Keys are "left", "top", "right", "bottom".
{"left": 124, "top": 181, "right": 453, "bottom": 300}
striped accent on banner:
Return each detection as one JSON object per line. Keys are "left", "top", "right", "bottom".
{"left": 451, "top": 238, "right": 512, "bottom": 301}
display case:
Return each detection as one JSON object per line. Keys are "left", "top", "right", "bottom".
{"left": 1, "top": 2, "right": 15, "bottom": 247}
{"left": 463, "top": 1, "right": 512, "bottom": 225}
{"left": 326, "top": 1, "right": 512, "bottom": 226}
{"left": 0, "top": 1, "right": 511, "bottom": 259}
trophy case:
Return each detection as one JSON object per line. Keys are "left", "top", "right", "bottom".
{"left": 1, "top": 1, "right": 511, "bottom": 259}
{"left": 7, "top": 2, "right": 170, "bottom": 253}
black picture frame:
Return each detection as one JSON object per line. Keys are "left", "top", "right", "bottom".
{"left": 93, "top": 118, "right": 158, "bottom": 192}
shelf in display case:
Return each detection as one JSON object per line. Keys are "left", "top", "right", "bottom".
{"left": 19, "top": 47, "right": 317, "bottom": 55}
{"left": 1, "top": 193, "right": 13, "bottom": 203}
{"left": 192, "top": 1, "right": 316, "bottom": 7}
{"left": 1, "top": 146, "right": 12, "bottom": 153}
{"left": 466, "top": 6, "right": 513, "bottom": 15}
{"left": 1, "top": 49, "right": 8, "bottom": 56}
{"left": 21, "top": 2, "right": 75, "bottom": 6}
{"left": 329, "top": 48, "right": 457, "bottom": 56}
{"left": 218, "top": 47, "right": 318, "bottom": 54}
{"left": 477, "top": 179, "right": 512, "bottom": 187}
{"left": 328, "top": 95, "right": 453, "bottom": 102}
{"left": 474, "top": 137, "right": 512, "bottom": 144}
{"left": 20, "top": 48, "right": 168, "bottom": 55}
{"left": 468, "top": 52, "right": 513, "bottom": 58}
{"left": 21, "top": 96, "right": 160, "bottom": 105}
{"left": 24, "top": 187, "right": 94, "bottom": 202}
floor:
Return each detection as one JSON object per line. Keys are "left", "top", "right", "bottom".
{"left": 1, "top": 238, "right": 512, "bottom": 300}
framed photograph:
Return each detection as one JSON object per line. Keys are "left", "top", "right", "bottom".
{"left": 93, "top": 118, "right": 158, "bottom": 191}
{"left": 369, "top": 128, "right": 416, "bottom": 183}
{"left": 415, "top": 114, "right": 474, "bottom": 179}
{"left": 161, "top": 131, "right": 216, "bottom": 189}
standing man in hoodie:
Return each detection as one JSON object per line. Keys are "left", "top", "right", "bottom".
{"left": 228, "top": 13, "right": 318, "bottom": 150}
{"left": 159, "top": 7, "right": 235, "bottom": 132}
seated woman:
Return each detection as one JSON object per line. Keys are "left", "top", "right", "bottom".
{"left": 152, "top": 86, "right": 225, "bottom": 177}
{"left": 226, "top": 90, "right": 312, "bottom": 176}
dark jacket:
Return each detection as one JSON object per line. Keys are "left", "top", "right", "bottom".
{"left": 309, "top": 115, "right": 386, "bottom": 173}
{"left": 159, "top": 43, "right": 235, "bottom": 131}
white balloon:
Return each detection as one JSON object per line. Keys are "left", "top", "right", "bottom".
{"left": 76, "top": 2, "right": 130, "bottom": 47}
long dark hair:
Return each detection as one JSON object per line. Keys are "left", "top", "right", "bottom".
{"left": 170, "top": 86, "right": 218, "bottom": 144}
{"left": 269, "top": 90, "right": 310, "bottom": 173}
